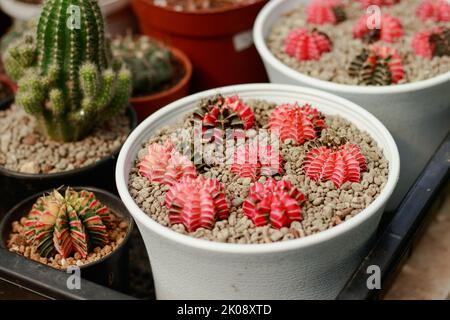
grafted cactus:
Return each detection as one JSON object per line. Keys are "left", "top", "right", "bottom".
{"left": 2, "top": 0, "right": 131, "bottom": 142}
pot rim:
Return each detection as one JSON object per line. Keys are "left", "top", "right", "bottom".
{"left": 129, "top": 46, "right": 192, "bottom": 103}
{"left": 0, "top": 73, "right": 17, "bottom": 93}
{"left": 0, "top": 186, "right": 134, "bottom": 270}
{"left": 253, "top": 0, "right": 450, "bottom": 95}
{"left": 0, "top": 105, "right": 138, "bottom": 180}
{"left": 135, "top": 0, "right": 267, "bottom": 16}
{"left": 116, "top": 83, "right": 400, "bottom": 254}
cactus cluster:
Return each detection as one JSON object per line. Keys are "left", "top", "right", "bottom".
{"left": 2, "top": 0, "right": 131, "bottom": 142}
{"left": 242, "top": 178, "right": 305, "bottom": 229}
{"left": 269, "top": 103, "right": 326, "bottom": 145}
{"left": 304, "top": 143, "right": 367, "bottom": 188}
{"left": 111, "top": 34, "right": 174, "bottom": 97}
{"left": 348, "top": 46, "right": 405, "bottom": 85}
{"left": 24, "top": 188, "right": 112, "bottom": 259}
{"left": 358, "top": 0, "right": 399, "bottom": 8}
{"left": 416, "top": 0, "right": 450, "bottom": 22}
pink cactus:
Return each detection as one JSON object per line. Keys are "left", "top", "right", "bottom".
{"left": 284, "top": 28, "right": 332, "bottom": 61}
{"left": 231, "top": 144, "right": 283, "bottom": 181}
{"left": 306, "top": 0, "right": 347, "bottom": 25}
{"left": 353, "top": 13, "right": 403, "bottom": 43}
{"left": 269, "top": 103, "right": 326, "bottom": 145}
{"left": 411, "top": 27, "right": 450, "bottom": 59}
{"left": 165, "top": 176, "right": 229, "bottom": 232}
{"left": 416, "top": 0, "right": 450, "bottom": 22}
{"left": 242, "top": 178, "right": 305, "bottom": 229}
{"left": 304, "top": 143, "right": 367, "bottom": 188}
{"left": 358, "top": 0, "right": 400, "bottom": 8}
{"left": 138, "top": 141, "right": 197, "bottom": 186}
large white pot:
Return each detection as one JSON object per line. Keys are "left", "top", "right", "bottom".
{"left": 253, "top": 0, "right": 450, "bottom": 211}
{"left": 0, "top": 0, "right": 130, "bottom": 20}
{"left": 116, "top": 84, "right": 400, "bottom": 300}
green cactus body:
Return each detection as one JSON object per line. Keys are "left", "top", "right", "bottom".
{"left": 112, "top": 35, "right": 174, "bottom": 97}
{"left": 24, "top": 188, "right": 111, "bottom": 259}
{"left": 3, "top": 0, "right": 131, "bottom": 142}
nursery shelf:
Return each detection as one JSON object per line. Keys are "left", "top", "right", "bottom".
{"left": 0, "top": 134, "right": 449, "bottom": 300}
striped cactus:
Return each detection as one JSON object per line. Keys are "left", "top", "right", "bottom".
{"left": 2, "top": 0, "right": 131, "bottom": 142}
{"left": 24, "top": 188, "right": 111, "bottom": 259}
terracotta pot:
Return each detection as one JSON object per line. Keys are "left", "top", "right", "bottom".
{"left": 0, "top": 73, "right": 16, "bottom": 109}
{"left": 130, "top": 46, "right": 192, "bottom": 122}
{"left": 131, "top": 0, "right": 269, "bottom": 91}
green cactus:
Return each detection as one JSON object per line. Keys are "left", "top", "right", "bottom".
{"left": 111, "top": 34, "right": 174, "bottom": 97}
{"left": 2, "top": 0, "right": 131, "bottom": 142}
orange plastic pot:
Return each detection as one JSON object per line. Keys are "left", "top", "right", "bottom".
{"left": 130, "top": 46, "right": 192, "bottom": 122}
{"left": 131, "top": 0, "right": 269, "bottom": 91}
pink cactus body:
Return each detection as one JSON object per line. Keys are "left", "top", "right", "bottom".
{"left": 353, "top": 13, "right": 403, "bottom": 43}
{"left": 372, "top": 46, "right": 405, "bottom": 83}
{"left": 306, "top": 0, "right": 346, "bottom": 25}
{"left": 138, "top": 141, "right": 197, "bottom": 186}
{"left": 284, "top": 28, "right": 332, "bottom": 61}
{"left": 358, "top": 0, "right": 400, "bottom": 8}
{"left": 242, "top": 178, "right": 305, "bottom": 229}
{"left": 223, "top": 95, "right": 255, "bottom": 130}
{"left": 165, "top": 176, "right": 229, "bottom": 232}
{"left": 416, "top": 0, "right": 450, "bottom": 22}
{"left": 231, "top": 144, "right": 283, "bottom": 181}
{"left": 304, "top": 143, "right": 367, "bottom": 188}
{"left": 411, "top": 27, "right": 450, "bottom": 59}
{"left": 269, "top": 103, "right": 326, "bottom": 145}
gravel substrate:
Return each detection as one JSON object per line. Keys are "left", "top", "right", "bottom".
{"left": 267, "top": 0, "right": 450, "bottom": 85}
{"left": 128, "top": 99, "right": 389, "bottom": 244}
{"left": 7, "top": 213, "right": 129, "bottom": 269}
{"left": 0, "top": 104, "right": 130, "bottom": 174}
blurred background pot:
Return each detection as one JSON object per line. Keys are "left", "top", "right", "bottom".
{"left": 253, "top": 0, "right": 450, "bottom": 211}
{"left": 116, "top": 84, "right": 400, "bottom": 299}
{"left": 0, "top": 186, "right": 134, "bottom": 291}
{"left": 131, "top": 0, "right": 269, "bottom": 91}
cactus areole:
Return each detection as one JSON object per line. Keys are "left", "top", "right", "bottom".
{"left": 3, "top": 0, "right": 132, "bottom": 142}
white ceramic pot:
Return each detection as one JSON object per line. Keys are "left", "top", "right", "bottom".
{"left": 253, "top": 0, "right": 450, "bottom": 211}
{"left": 0, "top": 0, "right": 130, "bottom": 20}
{"left": 116, "top": 84, "right": 400, "bottom": 300}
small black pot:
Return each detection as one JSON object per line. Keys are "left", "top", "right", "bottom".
{"left": 0, "top": 186, "right": 134, "bottom": 292}
{"left": 0, "top": 105, "right": 138, "bottom": 217}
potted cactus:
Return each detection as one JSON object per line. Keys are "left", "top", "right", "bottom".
{"left": 0, "top": 0, "right": 136, "bottom": 216}
{"left": 0, "top": 186, "right": 133, "bottom": 290}
{"left": 112, "top": 34, "right": 192, "bottom": 121}
{"left": 116, "top": 83, "right": 400, "bottom": 299}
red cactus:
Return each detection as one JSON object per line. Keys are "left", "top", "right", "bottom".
{"left": 242, "top": 178, "right": 305, "bottom": 229}
{"left": 353, "top": 13, "right": 403, "bottom": 43}
{"left": 231, "top": 144, "right": 283, "bottom": 181}
{"left": 358, "top": 0, "right": 400, "bottom": 8}
{"left": 411, "top": 27, "right": 450, "bottom": 59}
{"left": 306, "top": 0, "right": 347, "bottom": 25}
{"left": 416, "top": 0, "right": 450, "bottom": 22}
{"left": 138, "top": 141, "right": 197, "bottom": 186}
{"left": 284, "top": 28, "right": 332, "bottom": 61}
{"left": 269, "top": 103, "right": 326, "bottom": 145}
{"left": 304, "top": 143, "right": 367, "bottom": 188}
{"left": 165, "top": 176, "right": 229, "bottom": 232}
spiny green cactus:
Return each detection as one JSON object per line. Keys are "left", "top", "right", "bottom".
{"left": 24, "top": 188, "right": 112, "bottom": 259}
{"left": 111, "top": 34, "right": 174, "bottom": 97}
{"left": 2, "top": 0, "right": 131, "bottom": 142}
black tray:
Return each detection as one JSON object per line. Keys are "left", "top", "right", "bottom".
{"left": 0, "top": 134, "right": 449, "bottom": 300}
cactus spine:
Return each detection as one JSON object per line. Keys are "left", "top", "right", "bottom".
{"left": 3, "top": 0, "right": 131, "bottom": 142}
